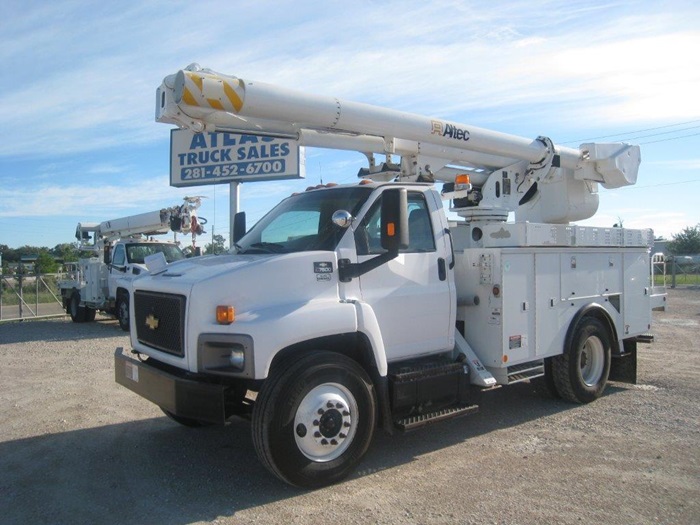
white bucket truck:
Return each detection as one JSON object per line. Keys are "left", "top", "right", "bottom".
{"left": 115, "top": 65, "right": 666, "bottom": 487}
{"left": 60, "top": 198, "right": 204, "bottom": 330}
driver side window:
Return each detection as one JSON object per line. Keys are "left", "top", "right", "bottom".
{"left": 112, "top": 245, "right": 126, "bottom": 267}
{"left": 355, "top": 192, "right": 435, "bottom": 255}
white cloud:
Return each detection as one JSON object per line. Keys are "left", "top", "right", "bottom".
{"left": 2, "top": 1, "right": 699, "bottom": 159}
{"left": 0, "top": 178, "right": 188, "bottom": 218}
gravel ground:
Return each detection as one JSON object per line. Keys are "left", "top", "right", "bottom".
{"left": 0, "top": 288, "right": 698, "bottom": 525}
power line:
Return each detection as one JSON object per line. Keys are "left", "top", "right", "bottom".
{"left": 640, "top": 132, "right": 700, "bottom": 145}
{"left": 629, "top": 125, "right": 700, "bottom": 141}
{"left": 561, "top": 119, "right": 700, "bottom": 144}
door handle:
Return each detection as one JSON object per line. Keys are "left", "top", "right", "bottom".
{"left": 444, "top": 228, "right": 455, "bottom": 269}
{"left": 438, "top": 258, "right": 447, "bottom": 281}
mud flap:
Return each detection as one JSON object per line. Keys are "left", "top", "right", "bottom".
{"left": 609, "top": 340, "right": 637, "bottom": 384}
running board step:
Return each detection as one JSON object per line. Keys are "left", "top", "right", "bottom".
{"left": 394, "top": 404, "right": 478, "bottom": 432}
{"left": 507, "top": 361, "right": 544, "bottom": 384}
{"left": 633, "top": 333, "right": 654, "bottom": 344}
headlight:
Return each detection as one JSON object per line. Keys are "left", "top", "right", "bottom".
{"left": 197, "top": 334, "right": 253, "bottom": 377}
{"left": 229, "top": 348, "right": 245, "bottom": 369}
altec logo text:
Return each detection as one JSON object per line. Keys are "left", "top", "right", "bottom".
{"left": 431, "top": 120, "right": 470, "bottom": 142}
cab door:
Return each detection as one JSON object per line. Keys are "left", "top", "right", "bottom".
{"left": 108, "top": 243, "right": 128, "bottom": 298}
{"left": 354, "top": 189, "right": 455, "bottom": 361}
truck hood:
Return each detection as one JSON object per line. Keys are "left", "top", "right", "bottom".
{"left": 152, "top": 253, "right": 266, "bottom": 283}
{"left": 132, "top": 252, "right": 340, "bottom": 302}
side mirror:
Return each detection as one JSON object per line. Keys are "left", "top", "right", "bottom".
{"left": 233, "top": 211, "right": 247, "bottom": 243}
{"left": 380, "top": 188, "right": 409, "bottom": 252}
{"left": 332, "top": 210, "right": 353, "bottom": 228}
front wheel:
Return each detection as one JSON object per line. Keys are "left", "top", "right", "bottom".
{"left": 69, "top": 293, "right": 87, "bottom": 323}
{"left": 552, "top": 316, "right": 611, "bottom": 403}
{"left": 116, "top": 293, "right": 129, "bottom": 332}
{"left": 85, "top": 307, "right": 96, "bottom": 322}
{"left": 252, "top": 352, "right": 376, "bottom": 488}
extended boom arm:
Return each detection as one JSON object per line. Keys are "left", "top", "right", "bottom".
{"left": 75, "top": 197, "right": 205, "bottom": 250}
{"left": 156, "top": 64, "right": 640, "bottom": 224}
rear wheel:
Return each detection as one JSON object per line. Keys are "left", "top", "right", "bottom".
{"left": 69, "top": 293, "right": 87, "bottom": 323}
{"left": 552, "top": 316, "right": 611, "bottom": 403}
{"left": 85, "top": 307, "right": 97, "bottom": 322}
{"left": 252, "top": 352, "right": 376, "bottom": 488}
{"left": 537, "top": 357, "right": 560, "bottom": 399}
{"left": 117, "top": 293, "right": 130, "bottom": 332}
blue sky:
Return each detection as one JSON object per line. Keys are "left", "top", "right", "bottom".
{"left": 1, "top": 0, "right": 699, "bottom": 250}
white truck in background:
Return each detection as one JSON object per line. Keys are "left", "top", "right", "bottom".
{"left": 60, "top": 198, "right": 204, "bottom": 330}
{"left": 115, "top": 64, "right": 667, "bottom": 488}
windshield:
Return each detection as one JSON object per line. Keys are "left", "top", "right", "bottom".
{"left": 126, "top": 243, "right": 185, "bottom": 264}
{"left": 237, "top": 186, "right": 372, "bottom": 254}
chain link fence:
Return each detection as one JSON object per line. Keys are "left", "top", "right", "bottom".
{"left": 0, "top": 269, "right": 67, "bottom": 322}
{"left": 666, "top": 255, "right": 700, "bottom": 288}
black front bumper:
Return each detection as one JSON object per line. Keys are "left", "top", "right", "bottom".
{"left": 115, "top": 348, "right": 227, "bottom": 424}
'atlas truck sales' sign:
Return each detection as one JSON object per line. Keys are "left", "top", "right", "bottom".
{"left": 170, "top": 129, "right": 305, "bottom": 187}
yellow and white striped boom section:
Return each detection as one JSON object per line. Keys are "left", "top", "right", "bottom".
{"left": 176, "top": 69, "right": 245, "bottom": 113}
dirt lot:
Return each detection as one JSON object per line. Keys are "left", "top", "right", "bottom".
{"left": 0, "top": 289, "right": 698, "bottom": 525}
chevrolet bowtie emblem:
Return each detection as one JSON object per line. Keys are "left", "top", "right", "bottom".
{"left": 145, "top": 314, "right": 160, "bottom": 330}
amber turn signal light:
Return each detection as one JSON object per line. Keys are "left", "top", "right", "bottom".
{"left": 216, "top": 305, "right": 235, "bottom": 324}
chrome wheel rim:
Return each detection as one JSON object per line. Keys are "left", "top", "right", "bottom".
{"left": 580, "top": 335, "right": 605, "bottom": 386}
{"left": 119, "top": 300, "right": 128, "bottom": 324}
{"left": 293, "top": 382, "right": 358, "bottom": 462}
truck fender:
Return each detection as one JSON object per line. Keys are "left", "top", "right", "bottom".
{"left": 352, "top": 300, "right": 395, "bottom": 434}
{"left": 565, "top": 302, "right": 618, "bottom": 353}
{"left": 353, "top": 300, "right": 388, "bottom": 377}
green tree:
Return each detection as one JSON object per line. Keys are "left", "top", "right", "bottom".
{"left": 52, "top": 242, "right": 80, "bottom": 263}
{"left": 667, "top": 225, "right": 700, "bottom": 255}
{"left": 0, "top": 244, "right": 18, "bottom": 265}
{"left": 204, "top": 234, "right": 227, "bottom": 255}
{"left": 34, "top": 251, "right": 59, "bottom": 273}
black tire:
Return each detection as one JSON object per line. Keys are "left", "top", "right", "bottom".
{"left": 552, "top": 317, "right": 611, "bottom": 403}
{"left": 69, "top": 292, "right": 87, "bottom": 323}
{"left": 117, "top": 293, "right": 130, "bottom": 332}
{"left": 85, "top": 308, "right": 97, "bottom": 322}
{"left": 160, "top": 408, "right": 214, "bottom": 428}
{"left": 537, "top": 357, "right": 561, "bottom": 399}
{"left": 252, "top": 351, "right": 376, "bottom": 488}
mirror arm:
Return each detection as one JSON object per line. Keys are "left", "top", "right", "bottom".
{"left": 338, "top": 250, "right": 398, "bottom": 282}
